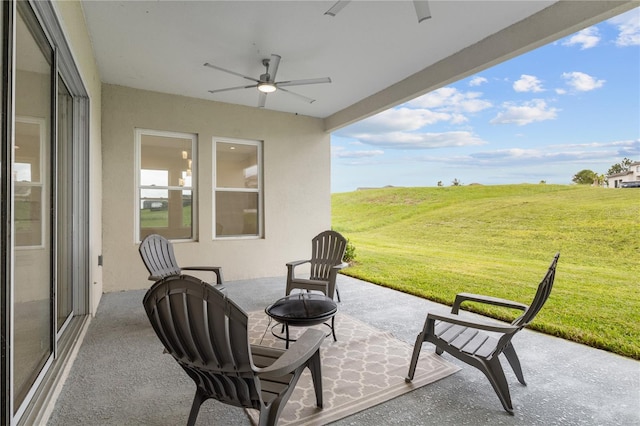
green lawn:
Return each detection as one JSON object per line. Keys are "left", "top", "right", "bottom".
{"left": 332, "top": 184, "right": 640, "bottom": 359}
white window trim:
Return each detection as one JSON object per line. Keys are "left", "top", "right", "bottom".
{"left": 134, "top": 128, "right": 198, "bottom": 243}
{"left": 213, "top": 137, "right": 263, "bottom": 240}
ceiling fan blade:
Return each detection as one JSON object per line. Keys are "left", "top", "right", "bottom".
{"left": 258, "top": 92, "right": 267, "bottom": 108}
{"left": 413, "top": 0, "right": 432, "bottom": 23}
{"left": 208, "top": 84, "right": 257, "bottom": 94}
{"left": 204, "top": 62, "right": 259, "bottom": 83}
{"left": 277, "top": 87, "right": 316, "bottom": 104}
{"left": 276, "top": 77, "right": 331, "bottom": 88}
{"left": 325, "top": 0, "right": 350, "bottom": 17}
{"left": 268, "top": 54, "right": 281, "bottom": 81}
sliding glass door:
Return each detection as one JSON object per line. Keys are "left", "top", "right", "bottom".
{"left": 1, "top": 2, "right": 90, "bottom": 423}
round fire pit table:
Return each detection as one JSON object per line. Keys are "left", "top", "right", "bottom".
{"left": 265, "top": 293, "right": 338, "bottom": 349}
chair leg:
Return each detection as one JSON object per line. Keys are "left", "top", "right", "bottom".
{"left": 307, "top": 351, "right": 324, "bottom": 408}
{"left": 405, "top": 331, "right": 426, "bottom": 382}
{"left": 261, "top": 365, "right": 309, "bottom": 426}
{"left": 258, "top": 404, "right": 274, "bottom": 426}
{"left": 187, "top": 387, "right": 206, "bottom": 426}
{"left": 335, "top": 285, "right": 341, "bottom": 302}
{"left": 503, "top": 343, "right": 526, "bottom": 385}
{"left": 481, "top": 358, "right": 514, "bottom": 414}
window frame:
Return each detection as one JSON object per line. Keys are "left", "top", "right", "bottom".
{"left": 134, "top": 128, "right": 198, "bottom": 243}
{"left": 213, "top": 137, "right": 263, "bottom": 240}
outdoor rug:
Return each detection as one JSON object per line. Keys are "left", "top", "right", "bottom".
{"left": 245, "top": 311, "right": 460, "bottom": 425}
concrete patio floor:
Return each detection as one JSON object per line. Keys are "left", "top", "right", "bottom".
{"left": 48, "top": 275, "right": 639, "bottom": 425}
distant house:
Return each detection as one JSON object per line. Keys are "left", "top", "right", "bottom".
{"left": 607, "top": 162, "right": 640, "bottom": 188}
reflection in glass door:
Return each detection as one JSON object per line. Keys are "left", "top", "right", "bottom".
{"left": 13, "top": 7, "right": 52, "bottom": 411}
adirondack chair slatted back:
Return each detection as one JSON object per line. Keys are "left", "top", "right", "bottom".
{"left": 512, "top": 253, "right": 559, "bottom": 328}
{"left": 143, "top": 276, "right": 259, "bottom": 408}
{"left": 139, "top": 234, "right": 181, "bottom": 279}
{"left": 309, "top": 230, "right": 347, "bottom": 281}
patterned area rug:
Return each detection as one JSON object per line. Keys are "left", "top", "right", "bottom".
{"left": 246, "top": 311, "right": 460, "bottom": 425}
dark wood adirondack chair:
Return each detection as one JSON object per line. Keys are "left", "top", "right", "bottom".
{"left": 286, "top": 230, "right": 348, "bottom": 301}
{"left": 139, "top": 234, "right": 223, "bottom": 286}
{"left": 406, "top": 253, "right": 560, "bottom": 414}
{"left": 143, "top": 275, "right": 325, "bottom": 426}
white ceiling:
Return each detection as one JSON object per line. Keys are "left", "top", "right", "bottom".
{"left": 80, "top": 1, "right": 636, "bottom": 130}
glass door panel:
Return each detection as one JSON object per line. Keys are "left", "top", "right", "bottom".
{"left": 13, "top": 8, "right": 53, "bottom": 410}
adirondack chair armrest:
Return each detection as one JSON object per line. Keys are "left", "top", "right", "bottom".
{"left": 327, "top": 262, "right": 348, "bottom": 280}
{"left": 286, "top": 259, "right": 310, "bottom": 279}
{"left": 148, "top": 274, "right": 162, "bottom": 281}
{"left": 427, "top": 312, "right": 519, "bottom": 335}
{"left": 452, "top": 292, "right": 528, "bottom": 314}
{"left": 255, "top": 329, "right": 324, "bottom": 377}
{"left": 181, "top": 266, "right": 224, "bottom": 284}
{"left": 332, "top": 262, "right": 349, "bottom": 271}
{"left": 286, "top": 259, "right": 310, "bottom": 268}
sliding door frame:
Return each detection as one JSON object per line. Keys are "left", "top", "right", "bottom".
{"left": 1, "top": 1, "right": 91, "bottom": 424}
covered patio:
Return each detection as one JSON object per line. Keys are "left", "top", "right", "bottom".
{"left": 47, "top": 275, "right": 639, "bottom": 425}
{"left": 4, "top": 1, "right": 638, "bottom": 424}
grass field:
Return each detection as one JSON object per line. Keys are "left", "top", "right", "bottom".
{"left": 332, "top": 184, "right": 640, "bottom": 359}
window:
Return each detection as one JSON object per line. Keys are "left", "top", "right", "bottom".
{"left": 214, "top": 139, "right": 262, "bottom": 238}
{"left": 137, "top": 129, "right": 196, "bottom": 241}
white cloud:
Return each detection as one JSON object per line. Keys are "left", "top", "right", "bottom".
{"left": 333, "top": 149, "right": 385, "bottom": 159}
{"left": 339, "top": 87, "right": 493, "bottom": 138}
{"left": 562, "top": 71, "right": 605, "bottom": 92}
{"left": 469, "top": 76, "right": 488, "bottom": 86}
{"left": 562, "top": 27, "right": 601, "bottom": 49}
{"left": 351, "top": 131, "right": 487, "bottom": 150}
{"left": 513, "top": 74, "right": 544, "bottom": 93}
{"left": 407, "top": 87, "right": 492, "bottom": 113}
{"left": 335, "top": 87, "right": 494, "bottom": 152}
{"left": 608, "top": 8, "right": 640, "bottom": 47}
{"left": 548, "top": 139, "right": 640, "bottom": 157}
{"left": 467, "top": 140, "right": 640, "bottom": 166}
{"left": 490, "top": 99, "right": 559, "bottom": 126}
{"left": 341, "top": 107, "right": 452, "bottom": 135}
{"left": 555, "top": 88, "right": 567, "bottom": 95}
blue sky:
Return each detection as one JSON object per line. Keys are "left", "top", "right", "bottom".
{"left": 331, "top": 7, "right": 640, "bottom": 193}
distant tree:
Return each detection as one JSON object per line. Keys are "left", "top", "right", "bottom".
{"left": 437, "top": 181, "right": 443, "bottom": 187}
{"left": 572, "top": 169, "right": 597, "bottom": 185}
{"left": 539, "top": 180, "right": 546, "bottom": 184}
{"left": 451, "top": 178, "right": 462, "bottom": 186}
{"left": 607, "top": 158, "right": 634, "bottom": 175}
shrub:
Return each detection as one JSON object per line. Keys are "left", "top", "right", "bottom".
{"left": 343, "top": 238, "right": 357, "bottom": 264}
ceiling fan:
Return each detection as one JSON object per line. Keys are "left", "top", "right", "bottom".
{"left": 204, "top": 54, "right": 332, "bottom": 108}
{"left": 325, "top": 0, "right": 432, "bottom": 23}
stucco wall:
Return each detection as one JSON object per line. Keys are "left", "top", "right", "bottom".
{"left": 101, "top": 84, "right": 331, "bottom": 292}
{"left": 54, "top": 0, "right": 103, "bottom": 314}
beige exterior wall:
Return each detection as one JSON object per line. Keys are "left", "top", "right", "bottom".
{"left": 101, "top": 84, "right": 331, "bottom": 292}
{"left": 54, "top": 0, "right": 103, "bottom": 313}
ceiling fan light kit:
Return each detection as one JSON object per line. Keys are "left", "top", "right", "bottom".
{"left": 257, "top": 82, "right": 276, "bottom": 93}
